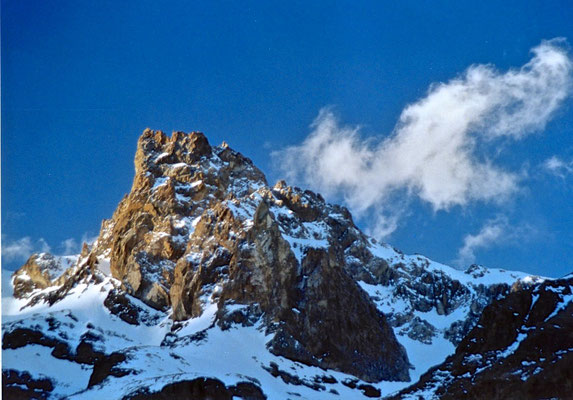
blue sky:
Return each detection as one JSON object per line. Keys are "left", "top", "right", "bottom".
{"left": 2, "top": 0, "right": 573, "bottom": 277}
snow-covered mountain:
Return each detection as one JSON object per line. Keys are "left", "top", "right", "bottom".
{"left": 2, "top": 130, "right": 565, "bottom": 399}
{"left": 390, "top": 275, "right": 573, "bottom": 399}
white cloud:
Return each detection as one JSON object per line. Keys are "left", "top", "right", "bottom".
{"left": 543, "top": 155, "right": 573, "bottom": 177}
{"left": 2, "top": 232, "right": 98, "bottom": 264}
{"left": 60, "top": 238, "right": 79, "bottom": 255}
{"left": 455, "top": 218, "right": 507, "bottom": 267}
{"left": 455, "top": 217, "right": 537, "bottom": 268}
{"left": 2, "top": 236, "right": 51, "bottom": 263}
{"left": 81, "top": 232, "right": 99, "bottom": 246}
{"left": 59, "top": 233, "right": 99, "bottom": 255}
{"left": 275, "top": 39, "right": 573, "bottom": 237}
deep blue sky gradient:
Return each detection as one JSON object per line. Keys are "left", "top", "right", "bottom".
{"left": 3, "top": 0, "right": 573, "bottom": 276}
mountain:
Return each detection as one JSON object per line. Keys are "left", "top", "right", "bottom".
{"left": 390, "top": 275, "right": 573, "bottom": 399}
{"left": 2, "top": 130, "right": 564, "bottom": 399}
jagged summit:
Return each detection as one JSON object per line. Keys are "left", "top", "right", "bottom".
{"left": 9, "top": 130, "right": 411, "bottom": 384}
{"left": 92, "top": 129, "right": 269, "bottom": 312}
{"left": 4, "top": 130, "right": 553, "bottom": 399}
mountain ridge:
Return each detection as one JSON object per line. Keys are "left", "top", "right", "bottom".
{"left": 3, "top": 129, "right": 563, "bottom": 400}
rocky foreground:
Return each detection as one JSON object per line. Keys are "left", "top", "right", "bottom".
{"left": 2, "top": 130, "right": 571, "bottom": 399}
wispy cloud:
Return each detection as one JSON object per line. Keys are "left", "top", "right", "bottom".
{"left": 2, "top": 232, "right": 98, "bottom": 265}
{"left": 60, "top": 238, "right": 79, "bottom": 255}
{"left": 455, "top": 218, "right": 507, "bottom": 267}
{"left": 2, "top": 236, "right": 51, "bottom": 263}
{"left": 543, "top": 155, "right": 573, "bottom": 178}
{"left": 455, "top": 217, "right": 536, "bottom": 268}
{"left": 58, "top": 233, "right": 98, "bottom": 255}
{"left": 275, "top": 39, "right": 573, "bottom": 237}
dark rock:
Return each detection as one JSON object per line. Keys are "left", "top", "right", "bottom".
{"left": 399, "top": 316, "right": 436, "bottom": 344}
{"left": 230, "top": 381, "right": 267, "bottom": 400}
{"left": 51, "top": 341, "right": 73, "bottom": 360}
{"left": 262, "top": 362, "right": 324, "bottom": 391}
{"left": 75, "top": 341, "right": 105, "bottom": 364}
{"left": 315, "top": 375, "right": 337, "bottom": 384}
{"left": 342, "top": 378, "right": 358, "bottom": 389}
{"left": 2, "top": 369, "right": 54, "bottom": 400}
{"left": 265, "top": 247, "right": 409, "bottom": 382}
{"left": 89, "top": 352, "right": 129, "bottom": 387}
{"left": 123, "top": 377, "right": 265, "bottom": 400}
{"left": 2, "top": 328, "right": 60, "bottom": 350}
{"left": 104, "top": 289, "right": 141, "bottom": 325}
{"left": 358, "top": 384, "right": 381, "bottom": 398}
{"left": 391, "top": 276, "right": 573, "bottom": 400}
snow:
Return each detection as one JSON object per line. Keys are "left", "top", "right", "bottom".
{"left": 357, "top": 280, "right": 459, "bottom": 396}
{"left": 3, "top": 275, "right": 170, "bottom": 353}
{"left": 354, "top": 252, "right": 540, "bottom": 399}
{"left": 224, "top": 197, "right": 259, "bottom": 228}
{"left": 499, "top": 332, "right": 528, "bottom": 358}
{"left": 175, "top": 180, "right": 203, "bottom": 191}
{"left": 359, "top": 279, "right": 470, "bottom": 339}
{"left": 176, "top": 302, "right": 218, "bottom": 337}
{"left": 2, "top": 269, "right": 27, "bottom": 315}
{"left": 544, "top": 291, "right": 573, "bottom": 322}
{"left": 154, "top": 152, "right": 170, "bottom": 163}
{"left": 283, "top": 235, "right": 330, "bottom": 262}
{"left": 18, "top": 253, "right": 79, "bottom": 282}
{"left": 151, "top": 176, "right": 169, "bottom": 190}
{"left": 359, "top": 282, "right": 409, "bottom": 315}
{"left": 175, "top": 193, "right": 190, "bottom": 203}
{"left": 394, "top": 335, "right": 455, "bottom": 389}
{"left": 413, "top": 305, "right": 471, "bottom": 331}
{"left": 463, "top": 353, "right": 483, "bottom": 363}
{"left": 1, "top": 252, "right": 555, "bottom": 399}
{"left": 1, "top": 144, "right": 558, "bottom": 399}
{"left": 368, "top": 241, "right": 537, "bottom": 287}
{"left": 268, "top": 203, "right": 330, "bottom": 262}
{"left": 69, "top": 320, "right": 427, "bottom": 400}
{"left": 173, "top": 215, "right": 201, "bottom": 232}
{"left": 2, "top": 264, "right": 454, "bottom": 399}
{"left": 169, "top": 162, "right": 188, "bottom": 169}
{"left": 97, "top": 258, "right": 111, "bottom": 276}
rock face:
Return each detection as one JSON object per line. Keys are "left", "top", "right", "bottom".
{"left": 12, "top": 253, "right": 78, "bottom": 299}
{"left": 86, "top": 129, "right": 409, "bottom": 382}
{"left": 124, "top": 377, "right": 266, "bottom": 400}
{"left": 2, "top": 369, "right": 54, "bottom": 400}
{"left": 3, "top": 129, "right": 550, "bottom": 399}
{"left": 94, "top": 129, "right": 268, "bottom": 311}
{"left": 391, "top": 276, "right": 573, "bottom": 399}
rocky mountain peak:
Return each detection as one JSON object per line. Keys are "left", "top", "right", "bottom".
{"left": 5, "top": 129, "right": 550, "bottom": 399}
{"left": 14, "top": 130, "right": 410, "bottom": 383}
{"left": 134, "top": 129, "right": 212, "bottom": 176}
{"left": 89, "top": 130, "right": 269, "bottom": 311}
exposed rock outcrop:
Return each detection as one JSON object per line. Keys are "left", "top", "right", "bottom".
{"left": 8, "top": 130, "right": 411, "bottom": 383}
{"left": 2, "top": 369, "right": 54, "bottom": 400}
{"left": 12, "top": 253, "right": 77, "bottom": 299}
{"left": 391, "top": 276, "right": 573, "bottom": 399}
{"left": 124, "top": 377, "right": 266, "bottom": 400}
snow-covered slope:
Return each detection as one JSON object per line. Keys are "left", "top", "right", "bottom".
{"left": 1, "top": 130, "right": 548, "bottom": 400}
{"left": 2, "top": 269, "right": 406, "bottom": 399}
